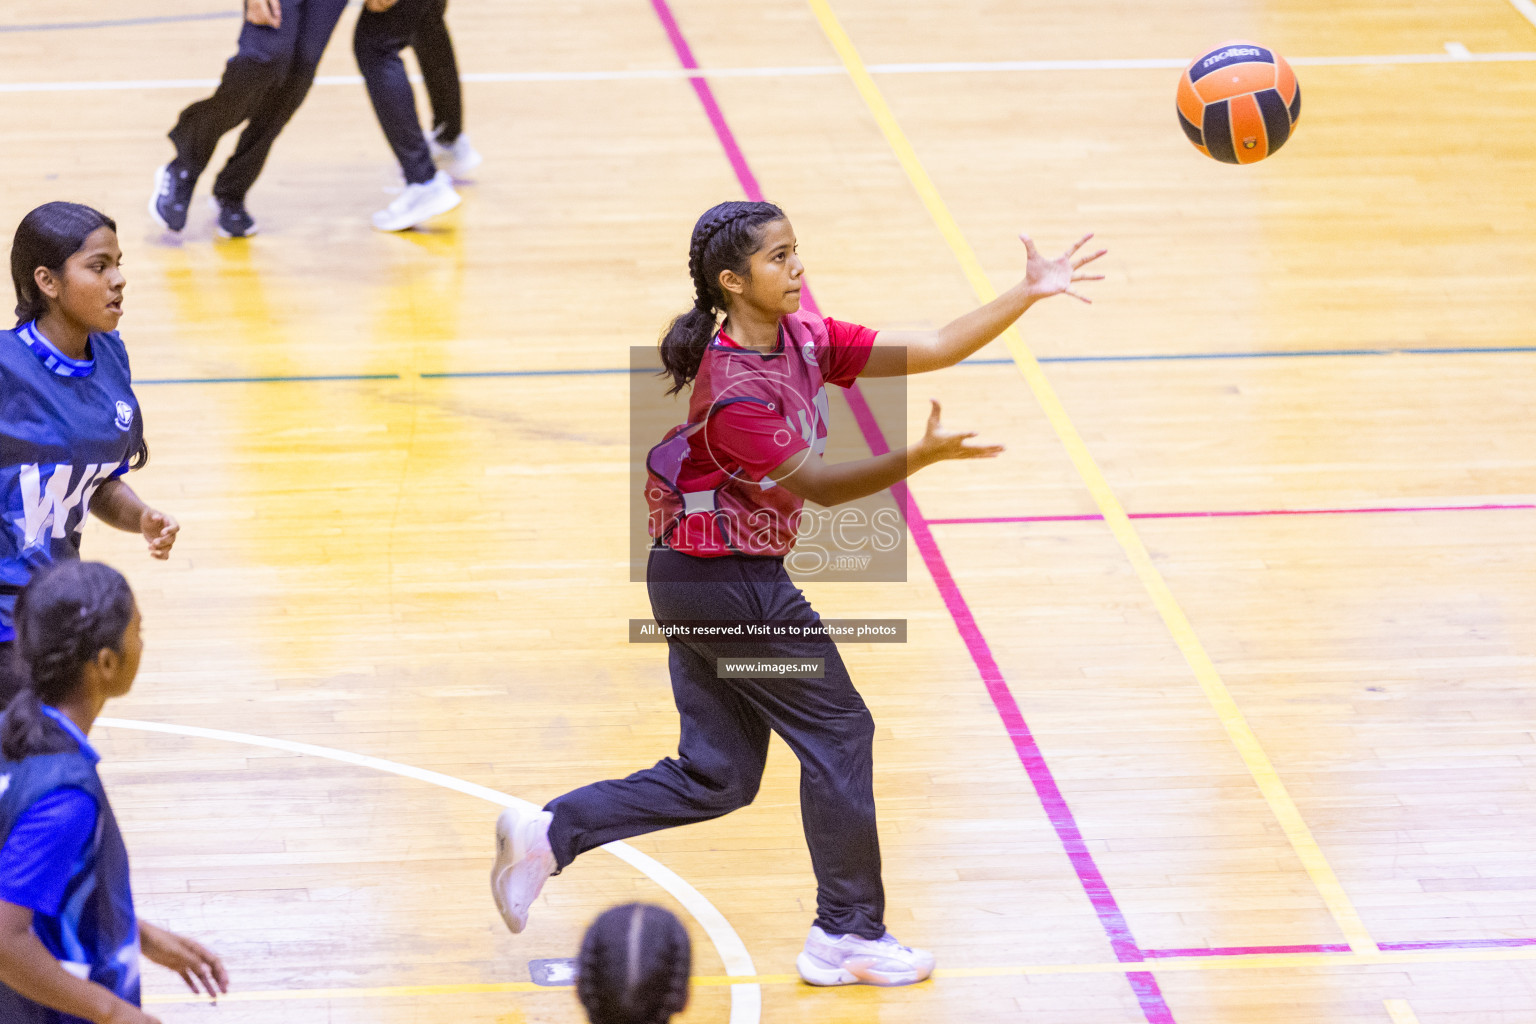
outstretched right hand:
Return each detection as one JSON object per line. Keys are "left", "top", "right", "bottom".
{"left": 917, "top": 400, "right": 1004, "bottom": 464}
{"left": 245, "top": 0, "right": 281, "bottom": 28}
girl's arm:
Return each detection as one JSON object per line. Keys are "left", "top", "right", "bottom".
{"left": 860, "top": 233, "right": 1105, "bottom": 378}
{"left": 0, "top": 902, "right": 160, "bottom": 1024}
{"left": 88, "top": 479, "right": 179, "bottom": 560}
{"left": 766, "top": 400, "right": 1001, "bottom": 507}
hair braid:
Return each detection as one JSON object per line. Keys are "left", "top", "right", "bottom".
{"left": 686, "top": 210, "right": 745, "bottom": 314}
{"left": 659, "top": 200, "right": 785, "bottom": 395}
{"left": 576, "top": 903, "right": 692, "bottom": 1024}
{"left": 1, "top": 561, "right": 135, "bottom": 761}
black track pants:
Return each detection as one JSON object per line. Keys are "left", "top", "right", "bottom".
{"left": 168, "top": 0, "right": 349, "bottom": 202}
{"left": 354, "top": 0, "right": 463, "bottom": 185}
{"left": 545, "top": 548, "right": 886, "bottom": 940}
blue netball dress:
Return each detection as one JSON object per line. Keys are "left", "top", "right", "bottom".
{"left": 0, "top": 706, "right": 141, "bottom": 1022}
{"left": 0, "top": 323, "right": 144, "bottom": 642}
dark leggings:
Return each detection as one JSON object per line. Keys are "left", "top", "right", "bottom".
{"left": 168, "top": 0, "right": 350, "bottom": 202}
{"left": 544, "top": 549, "right": 886, "bottom": 940}
{"left": 354, "top": 0, "right": 464, "bottom": 185}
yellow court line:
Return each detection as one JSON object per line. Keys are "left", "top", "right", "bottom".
{"left": 803, "top": 0, "right": 1379, "bottom": 956}
{"left": 144, "top": 946, "right": 1536, "bottom": 1004}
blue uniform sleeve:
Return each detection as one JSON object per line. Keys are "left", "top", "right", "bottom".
{"left": 0, "top": 787, "right": 98, "bottom": 916}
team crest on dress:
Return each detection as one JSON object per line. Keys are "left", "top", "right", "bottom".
{"left": 114, "top": 401, "right": 134, "bottom": 432}
{"left": 801, "top": 339, "right": 817, "bottom": 365}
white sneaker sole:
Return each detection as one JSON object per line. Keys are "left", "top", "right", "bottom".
{"left": 490, "top": 807, "right": 553, "bottom": 934}
{"left": 148, "top": 165, "right": 176, "bottom": 232}
{"left": 372, "top": 186, "right": 462, "bottom": 232}
{"left": 795, "top": 950, "right": 934, "bottom": 987}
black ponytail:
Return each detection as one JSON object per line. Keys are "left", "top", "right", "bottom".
{"left": 658, "top": 200, "right": 785, "bottom": 395}
{"left": 576, "top": 903, "right": 691, "bottom": 1024}
{"left": 10, "top": 202, "right": 118, "bottom": 327}
{"left": 1, "top": 561, "right": 135, "bottom": 761}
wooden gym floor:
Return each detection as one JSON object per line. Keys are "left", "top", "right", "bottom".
{"left": 3, "top": 0, "right": 1535, "bottom": 1020}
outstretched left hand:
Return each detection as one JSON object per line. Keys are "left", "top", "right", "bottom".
{"left": 140, "top": 509, "right": 179, "bottom": 560}
{"left": 1019, "top": 233, "right": 1107, "bottom": 304}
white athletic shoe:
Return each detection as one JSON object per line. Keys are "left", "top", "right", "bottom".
{"left": 490, "top": 805, "right": 555, "bottom": 934}
{"left": 429, "top": 128, "right": 483, "bottom": 180}
{"left": 796, "top": 925, "right": 935, "bottom": 986}
{"left": 371, "top": 170, "right": 461, "bottom": 232}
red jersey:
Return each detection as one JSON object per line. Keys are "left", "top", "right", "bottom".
{"left": 646, "top": 311, "right": 876, "bottom": 557}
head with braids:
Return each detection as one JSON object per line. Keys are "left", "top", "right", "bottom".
{"left": 576, "top": 903, "right": 691, "bottom": 1024}
{"left": 658, "top": 200, "right": 790, "bottom": 395}
{"left": 1, "top": 561, "right": 140, "bottom": 761}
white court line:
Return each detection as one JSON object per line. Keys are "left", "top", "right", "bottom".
{"left": 1384, "top": 998, "right": 1421, "bottom": 1024}
{"left": 97, "top": 717, "right": 762, "bottom": 1024}
{"left": 3, "top": 51, "right": 1536, "bottom": 92}
{"left": 1508, "top": 0, "right": 1536, "bottom": 31}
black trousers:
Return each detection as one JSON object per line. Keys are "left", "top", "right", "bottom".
{"left": 354, "top": 0, "right": 463, "bottom": 185}
{"left": 545, "top": 549, "right": 886, "bottom": 939}
{"left": 168, "top": 0, "right": 349, "bottom": 202}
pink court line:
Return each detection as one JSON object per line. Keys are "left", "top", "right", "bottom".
{"left": 644, "top": 2, "right": 1175, "bottom": 1020}
{"left": 1144, "top": 936, "right": 1536, "bottom": 957}
{"left": 928, "top": 502, "right": 1536, "bottom": 526}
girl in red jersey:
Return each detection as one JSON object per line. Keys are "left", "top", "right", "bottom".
{"left": 492, "top": 201, "right": 1104, "bottom": 986}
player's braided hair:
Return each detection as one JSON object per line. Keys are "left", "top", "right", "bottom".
{"left": 658, "top": 200, "right": 785, "bottom": 395}
{"left": 576, "top": 903, "right": 691, "bottom": 1024}
{"left": 1, "top": 561, "right": 136, "bottom": 761}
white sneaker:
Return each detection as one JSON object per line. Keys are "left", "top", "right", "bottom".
{"left": 796, "top": 925, "right": 935, "bottom": 986}
{"left": 429, "top": 128, "right": 483, "bottom": 180}
{"left": 490, "top": 806, "right": 555, "bottom": 934}
{"left": 371, "top": 170, "right": 461, "bottom": 232}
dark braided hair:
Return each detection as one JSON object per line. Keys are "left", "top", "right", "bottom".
{"left": 658, "top": 200, "right": 785, "bottom": 395}
{"left": 1, "top": 561, "right": 136, "bottom": 761}
{"left": 576, "top": 903, "right": 691, "bottom": 1024}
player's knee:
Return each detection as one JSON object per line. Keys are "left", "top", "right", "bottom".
{"left": 691, "top": 769, "right": 760, "bottom": 815}
{"left": 228, "top": 52, "right": 292, "bottom": 90}
{"left": 352, "top": 31, "right": 397, "bottom": 71}
{"left": 845, "top": 706, "right": 876, "bottom": 746}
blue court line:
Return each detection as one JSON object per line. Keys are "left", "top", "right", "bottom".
{"left": 125, "top": 343, "right": 1536, "bottom": 385}
{"left": 419, "top": 367, "right": 648, "bottom": 378}
{"left": 0, "top": 11, "right": 240, "bottom": 33}
{"left": 137, "top": 373, "right": 399, "bottom": 385}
